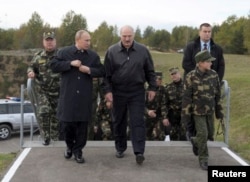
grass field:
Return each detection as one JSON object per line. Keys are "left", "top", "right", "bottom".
{"left": 150, "top": 52, "right": 250, "bottom": 162}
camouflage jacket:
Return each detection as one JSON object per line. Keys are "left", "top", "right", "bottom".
{"left": 145, "top": 85, "right": 165, "bottom": 118}
{"left": 162, "top": 79, "right": 183, "bottom": 118}
{"left": 97, "top": 88, "right": 112, "bottom": 122}
{"left": 27, "top": 49, "right": 60, "bottom": 93}
{"left": 181, "top": 67, "right": 223, "bottom": 121}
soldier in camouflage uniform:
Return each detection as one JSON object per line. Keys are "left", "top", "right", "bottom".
{"left": 145, "top": 72, "right": 165, "bottom": 140}
{"left": 161, "top": 67, "right": 186, "bottom": 141}
{"left": 96, "top": 78, "right": 113, "bottom": 140}
{"left": 181, "top": 50, "right": 224, "bottom": 170}
{"left": 27, "top": 31, "right": 60, "bottom": 145}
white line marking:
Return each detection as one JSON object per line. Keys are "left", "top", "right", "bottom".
{"left": 2, "top": 148, "right": 31, "bottom": 182}
{"left": 222, "top": 147, "right": 249, "bottom": 166}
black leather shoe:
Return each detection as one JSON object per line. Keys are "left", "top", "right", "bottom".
{"left": 74, "top": 154, "right": 85, "bottom": 163}
{"left": 200, "top": 161, "right": 208, "bottom": 170}
{"left": 64, "top": 148, "right": 72, "bottom": 159}
{"left": 136, "top": 154, "right": 145, "bottom": 165}
{"left": 42, "top": 138, "right": 50, "bottom": 146}
{"left": 116, "top": 151, "right": 124, "bottom": 158}
{"left": 190, "top": 138, "right": 198, "bottom": 156}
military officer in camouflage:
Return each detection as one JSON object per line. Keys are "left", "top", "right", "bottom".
{"left": 161, "top": 67, "right": 186, "bottom": 141}
{"left": 181, "top": 50, "right": 224, "bottom": 170}
{"left": 27, "top": 31, "right": 60, "bottom": 145}
{"left": 145, "top": 72, "right": 165, "bottom": 140}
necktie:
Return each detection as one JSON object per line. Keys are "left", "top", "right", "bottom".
{"left": 203, "top": 43, "right": 207, "bottom": 50}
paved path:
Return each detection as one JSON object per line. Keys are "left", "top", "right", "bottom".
{"left": 1, "top": 141, "right": 249, "bottom": 182}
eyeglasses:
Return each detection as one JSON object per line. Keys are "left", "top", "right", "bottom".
{"left": 170, "top": 72, "right": 177, "bottom": 75}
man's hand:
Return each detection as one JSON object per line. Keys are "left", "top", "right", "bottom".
{"left": 105, "top": 92, "right": 113, "bottom": 102}
{"left": 162, "top": 118, "right": 170, "bottom": 126}
{"left": 215, "top": 110, "right": 224, "bottom": 120}
{"left": 79, "top": 65, "right": 90, "bottom": 74}
{"left": 71, "top": 60, "right": 81, "bottom": 67}
{"left": 148, "top": 91, "right": 156, "bottom": 101}
{"left": 106, "top": 101, "right": 113, "bottom": 109}
{"left": 147, "top": 110, "right": 156, "bottom": 118}
{"left": 215, "top": 105, "right": 224, "bottom": 120}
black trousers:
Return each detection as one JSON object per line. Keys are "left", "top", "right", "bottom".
{"left": 112, "top": 91, "right": 146, "bottom": 155}
{"left": 63, "top": 121, "right": 88, "bottom": 156}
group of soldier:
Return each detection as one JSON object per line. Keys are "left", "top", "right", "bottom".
{"left": 90, "top": 67, "right": 186, "bottom": 142}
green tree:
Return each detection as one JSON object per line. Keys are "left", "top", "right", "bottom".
{"left": 149, "top": 29, "right": 170, "bottom": 51}
{"left": 171, "top": 26, "right": 197, "bottom": 50}
{"left": 134, "top": 26, "right": 142, "bottom": 42}
{"left": 91, "top": 21, "right": 118, "bottom": 52}
{"left": 26, "top": 12, "right": 44, "bottom": 48}
{"left": 0, "top": 28, "right": 15, "bottom": 50}
{"left": 143, "top": 26, "right": 155, "bottom": 47}
{"left": 13, "top": 24, "right": 29, "bottom": 49}
{"left": 243, "top": 13, "right": 250, "bottom": 54}
{"left": 214, "top": 15, "right": 248, "bottom": 54}
{"left": 58, "top": 10, "right": 87, "bottom": 46}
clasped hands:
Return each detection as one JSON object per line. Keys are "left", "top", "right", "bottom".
{"left": 71, "top": 60, "right": 90, "bottom": 74}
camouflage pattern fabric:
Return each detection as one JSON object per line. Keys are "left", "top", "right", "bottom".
{"left": 27, "top": 50, "right": 60, "bottom": 141}
{"left": 145, "top": 85, "right": 165, "bottom": 140}
{"left": 181, "top": 68, "right": 223, "bottom": 162}
{"left": 191, "top": 115, "right": 214, "bottom": 163}
{"left": 96, "top": 85, "right": 113, "bottom": 140}
{"left": 162, "top": 79, "right": 186, "bottom": 141}
{"left": 88, "top": 78, "right": 100, "bottom": 140}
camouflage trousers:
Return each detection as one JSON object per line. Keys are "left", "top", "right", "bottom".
{"left": 36, "top": 92, "right": 59, "bottom": 141}
{"left": 191, "top": 115, "right": 214, "bottom": 163}
{"left": 145, "top": 117, "right": 165, "bottom": 140}
{"left": 167, "top": 123, "right": 186, "bottom": 141}
{"left": 167, "top": 111, "right": 187, "bottom": 141}
{"left": 100, "top": 120, "right": 113, "bottom": 140}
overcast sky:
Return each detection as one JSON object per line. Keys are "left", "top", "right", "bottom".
{"left": 0, "top": 0, "right": 249, "bottom": 32}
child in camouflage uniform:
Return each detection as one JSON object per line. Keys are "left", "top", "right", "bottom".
{"left": 181, "top": 50, "right": 224, "bottom": 170}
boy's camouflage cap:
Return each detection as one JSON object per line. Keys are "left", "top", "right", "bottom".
{"left": 195, "top": 50, "right": 216, "bottom": 63}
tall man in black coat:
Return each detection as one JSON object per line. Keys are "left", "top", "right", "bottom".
{"left": 51, "top": 30, "right": 104, "bottom": 163}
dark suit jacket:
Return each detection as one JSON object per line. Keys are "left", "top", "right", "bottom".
{"left": 182, "top": 37, "right": 225, "bottom": 82}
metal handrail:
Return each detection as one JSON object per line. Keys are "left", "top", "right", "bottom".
{"left": 26, "top": 78, "right": 38, "bottom": 116}
{"left": 222, "top": 80, "right": 230, "bottom": 145}
{"left": 20, "top": 78, "right": 39, "bottom": 149}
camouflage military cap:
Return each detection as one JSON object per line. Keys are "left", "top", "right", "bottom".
{"left": 43, "top": 31, "right": 55, "bottom": 39}
{"left": 169, "top": 67, "right": 179, "bottom": 75}
{"left": 155, "top": 71, "right": 162, "bottom": 79}
{"left": 195, "top": 50, "right": 216, "bottom": 63}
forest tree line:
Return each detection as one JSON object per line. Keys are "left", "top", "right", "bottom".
{"left": 0, "top": 10, "right": 250, "bottom": 54}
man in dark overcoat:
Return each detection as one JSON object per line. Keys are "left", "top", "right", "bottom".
{"left": 50, "top": 30, "right": 104, "bottom": 163}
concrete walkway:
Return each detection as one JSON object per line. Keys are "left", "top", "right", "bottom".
{"left": 2, "top": 141, "right": 249, "bottom": 182}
